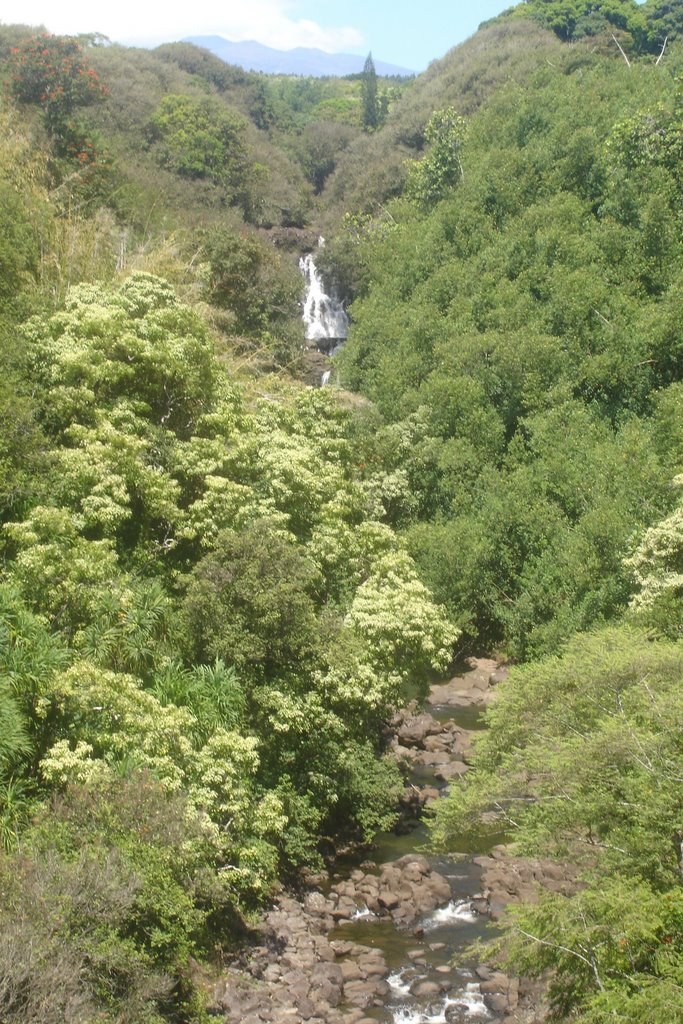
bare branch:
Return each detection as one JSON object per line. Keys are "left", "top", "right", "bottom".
{"left": 591, "top": 308, "right": 614, "bottom": 328}
{"left": 574, "top": 836, "right": 628, "bottom": 855}
{"left": 514, "top": 927, "right": 605, "bottom": 992}
{"left": 493, "top": 801, "right": 521, "bottom": 829}
{"left": 612, "top": 35, "right": 632, "bottom": 68}
{"left": 656, "top": 36, "right": 668, "bottom": 66}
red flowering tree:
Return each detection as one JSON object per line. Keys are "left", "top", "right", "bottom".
{"left": 9, "top": 34, "right": 107, "bottom": 133}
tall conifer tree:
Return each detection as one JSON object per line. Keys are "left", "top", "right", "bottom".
{"left": 361, "top": 51, "right": 379, "bottom": 130}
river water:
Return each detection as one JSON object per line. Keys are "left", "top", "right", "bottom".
{"left": 328, "top": 689, "right": 502, "bottom": 1024}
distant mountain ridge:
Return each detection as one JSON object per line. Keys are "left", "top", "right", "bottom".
{"left": 183, "top": 36, "right": 415, "bottom": 77}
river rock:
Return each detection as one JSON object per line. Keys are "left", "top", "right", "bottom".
{"left": 392, "top": 742, "right": 418, "bottom": 762}
{"left": 434, "top": 760, "right": 470, "bottom": 782}
{"left": 477, "top": 852, "right": 580, "bottom": 920}
{"left": 378, "top": 889, "right": 400, "bottom": 910}
{"left": 342, "top": 979, "right": 382, "bottom": 1007}
{"left": 397, "top": 713, "right": 441, "bottom": 747}
{"left": 417, "top": 749, "right": 452, "bottom": 766}
{"left": 422, "top": 786, "right": 442, "bottom": 806}
{"left": 313, "top": 962, "right": 344, "bottom": 986}
{"left": 331, "top": 896, "right": 359, "bottom": 920}
{"left": 485, "top": 991, "right": 509, "bottom": 1014}
{"left": 489, "top": 666, "right": 509, "bottom": 686}
{"left": 340, "top": 960, "right": 364, "bottom": 982}
{"left": 481, "top": 971, "right": 511, "bottom": 993}
{"left": 402, "top": 862, "right": 430, "bottom": 884}
{"left": 427, "top": 657, "right": 499, "bottom": 707}
{"left": 330, "top": 940, "right": 359, "bottom": 957}
{"left": 428, "top": 872, "right": 453, "bottom": 901}
{"left": 445, "top": 1007, "right": 475, "bottom": 1024}
{"left": 332, "top": 880, "right": 356, "bottom": 898}
{"left": 396, "top": 853, "right": 429, "bottom": 871}
{"left": 304, "top": 891, "right": 331, "bottom": 917}
{"left": 423, "top": 733, "right": 451, "bottom": 752}
{"left": 411, "top": 980, "right": 442, "bottom": 997}
{"left": 313, "top": 937, "right": 336, "bottom": 962}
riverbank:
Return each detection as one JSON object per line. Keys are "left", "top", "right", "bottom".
{"left": 206, "top": 659, "right": 560, "bottom": 1024}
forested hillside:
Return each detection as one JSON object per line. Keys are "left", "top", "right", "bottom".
{"left": 322, "top": 3, "right": 683, "bottom": 1020}
{"left": 336, "top": 32, "right": 683, "bottom": 658}
{"left": 0, "top": 2, "right": 682, "bottom": 1021}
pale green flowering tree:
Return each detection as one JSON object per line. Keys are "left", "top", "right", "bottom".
{"left": 4, "top": 506, "right": 123, "bottom": 633}
{"left": 625, "top": 475, "right": 683, "bottom": 609}
{"left": 405, "top": 107, "right": 468, "bottom": 208}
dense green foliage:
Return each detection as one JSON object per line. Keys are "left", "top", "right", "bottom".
{"left": 1, "top": 13, "right": 683, "bottom": 1023}
{"left": 0, "top": 778, "right": 234, "bottom": 1024}
{"left": 336, "top": 40, "right": 683, "bottom": 657}
{"left": 484, "top": 0, "right": 683, "bottom": 53}
{"left": 404, "top": 107, "right": 467, "bottom": 207}
{"left": 431, "top": 628, "right": 683, "bottom": 1021}
{"left": 503, "top": 0, "right": 651, "bottom": 48}
{"left": 151, "top": 94, "right": 249, "bottom": 188}
{"left": 0, "top": 252, "right": 453, "bottom": 1017}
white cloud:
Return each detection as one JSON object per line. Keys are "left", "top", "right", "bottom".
{"left": 1, "top": 0, "right": 365, "bottom": 52}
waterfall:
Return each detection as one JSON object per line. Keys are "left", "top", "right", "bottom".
{"left": 299, "top": 242, "right": 348, "bottom": 354}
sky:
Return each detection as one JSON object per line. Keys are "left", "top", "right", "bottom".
{"left": 0, "top": 0, "right": 518, "bottom": 71}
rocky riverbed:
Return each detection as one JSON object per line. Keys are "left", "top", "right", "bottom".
{"left": 207, "top": 659, "right": 566, "bottom": 1024}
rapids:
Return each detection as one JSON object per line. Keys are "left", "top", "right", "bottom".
{"left": 327, "top": 665, "right": 505, "bottom": 1024}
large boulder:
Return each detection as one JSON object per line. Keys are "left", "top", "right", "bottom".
{"left": 397, "top": 713, "right": 441, "bottom": 747}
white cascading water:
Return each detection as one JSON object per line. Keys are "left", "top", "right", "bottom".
{"left": 421, "top": 900, "right": 478, "bottom": 931}
{"left": 388, "top": 970, "right": 413, "bottom": 997}
{"left": 351, "top": 904, "right": 376, "bottom": 921}
{"left": 392, "top": 984, "right": 490, "bottom": 1024}
{"left": 387, "top": 904, "right": 487, "bottom": 1024}
{"left": 450, "top": 983, "right": 491, "bottom": 1018}
{"left": 299, "top": 239, "right": 349, "bottom": 358}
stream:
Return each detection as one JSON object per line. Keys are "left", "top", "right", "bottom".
{"left": 209, "top": 613, "right": 515, "bottom": 1022}
{"left": 208, "top": 257, "right": 511, "bottom": 1024}
{"left": 294, "top": 250, "right": 503, "bottom": 1023}
{"left": 324, "top": 664, "right": 506, "bottom": 1024}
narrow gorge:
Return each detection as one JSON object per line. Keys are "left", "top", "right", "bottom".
{"left": 208, "top": 660, "right": 566, "bottom": 1024}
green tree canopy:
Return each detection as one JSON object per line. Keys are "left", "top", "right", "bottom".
{"left": 405, "top": 107, "right": 467, "bottom": 207}
{"left": 151, "top": 93, "right": 250, "bottom": 193}
{"left": 509, "top": 0, "right": 650, "bottom": 48}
